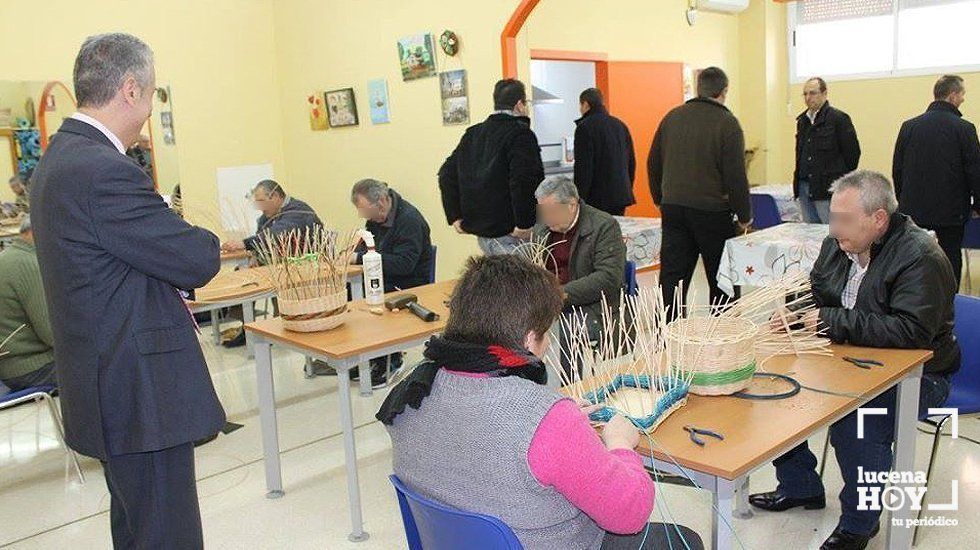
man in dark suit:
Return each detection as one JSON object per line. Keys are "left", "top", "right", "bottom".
{"left": 573, "top": 88, "right": 636, "bottom": 216}
{"left": 893, "top": 74, "right": 980, "bottom": 286}
{"left": 31, "top": 33, "right": 224, "bottom": 549}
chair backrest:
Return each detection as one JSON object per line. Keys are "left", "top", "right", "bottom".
{"left": 963, "top": 219, "right": 980, "bottom": 250}
{"left": 750, "top": 193, "right": 782, "bottom": 230}
{"left": 624, "top": 260, "right": 638, "bottom": 297}
{"left": 0, "top": 385, "right": 56, "bottom": 407}
{"left": 951, "top": 295, "right": 980, "bottom": 413}
{"left": 429, "top": 245, "right": 438, "bottom": 284}
{"left": 389, "top": 475, "right": 523, "bottom": 550}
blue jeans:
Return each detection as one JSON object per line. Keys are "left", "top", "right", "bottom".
{"left": 477, "top": 235, "right": 523, "bottom": 255}
{"left": 772, "top": 372, "right": 951, "bottom": 535}
{"left": 798, "top": 181, "right": 830, "bottom": 224}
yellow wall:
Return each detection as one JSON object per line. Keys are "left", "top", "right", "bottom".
{"left": 0, "top": 0, "right": 285, "bottom": 231}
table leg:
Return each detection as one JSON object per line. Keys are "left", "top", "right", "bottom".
{"left": 886, "top": 365, "right": 922, "bottom": 550}
{"left": 243, "top": 300, "right": 256, "bottom": 359}
{"left": 211, "top": 309, "right": 222, "bottom": 345}
{"left": 734, "top": 475, "right": 753, "bottom": 519}
{"left": 713, "top": 478, "right": 736, "bottom": 550}
{"left": 348, "top": 277, "right": 372, "bottom": 395}
{"left": 254, "top": 339, "right": 284, "bottom": 499}
{"left": 358, "top": 357, "right": 373, "bottom": 397}
{"left": 337, "top": 363, "right": 370, "bottom": 542}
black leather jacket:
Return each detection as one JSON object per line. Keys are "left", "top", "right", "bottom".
{"left": 812, "top": 214, "right": 959, "bottom": 376}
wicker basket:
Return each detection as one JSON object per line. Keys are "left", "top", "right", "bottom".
{"left": 666, "top": 317, "right": 758, "bottom": 396}
{"left": 278, "top": 290, "right": 349, "bottom": 332}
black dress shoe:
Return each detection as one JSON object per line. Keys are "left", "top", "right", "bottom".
{"left": 820, "top": 523, "right": 879, "bottom": 550}
{"left": 748, "top": 490, "right": 825, "bottom": 512}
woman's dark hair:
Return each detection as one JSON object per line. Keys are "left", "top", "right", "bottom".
{"left": 444, "top": 255, "right": 563, "bottom": 349}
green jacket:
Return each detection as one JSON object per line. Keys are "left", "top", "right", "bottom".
{"left": 0, "top": 239, "right": 54, "bottom": 381}
{"left": 534, "top": 203, "right": 626, "bottom": 320}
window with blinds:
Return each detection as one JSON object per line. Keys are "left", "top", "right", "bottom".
{"left": 790, "top": 0, "right": 980, "bottom": 81}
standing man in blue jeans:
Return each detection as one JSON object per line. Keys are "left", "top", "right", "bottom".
{"left": 750, "top": 171, "right": 958, "bottom": 550}
{"left": 438, "top": 78, "right": 544, "bottom": 255}
{"left": 794, "top": 77, "right": 861, "bottom": 224}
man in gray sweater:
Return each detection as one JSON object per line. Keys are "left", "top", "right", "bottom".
{"left": 648, "top": 67, "right": 752, "bottom": 312}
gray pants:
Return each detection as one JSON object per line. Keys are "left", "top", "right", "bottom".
{"left": 1, "top": 361, "right": 58, "bottom": 394}
{"left": 477, "top": 235, "right": 523, "bottom": 255}
{"left": 601, "top": 523, "right": 704, "bottom": 549}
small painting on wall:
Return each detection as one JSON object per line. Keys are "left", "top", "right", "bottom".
{"left": 308, "top": 92, "right": 328, "bottom": 131}
{"left": 368, "top": 78, "right": 390, "bottom": 124}
{"left": 397, "top": 33, "right": 437, "bottom": 81}
{"left": 439, "top": 69, "right": 469, "bottom": 126}
{"left": 325, "top": 88, "right": 359, "bottom": 127}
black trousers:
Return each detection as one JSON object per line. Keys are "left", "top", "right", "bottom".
{"left": 102, "top": 442, "right": 204, "bottom": 549}
{"left": 659, "top": 204, "right": 738, "bottom": 316}
{"left": 920, "top": 224, "right": 965, "bottom": 288}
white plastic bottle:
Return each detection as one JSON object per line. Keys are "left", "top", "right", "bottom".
{"left": 361, "top": 230, "right": 385, "bottom": 306}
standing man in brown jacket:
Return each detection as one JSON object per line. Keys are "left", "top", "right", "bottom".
{"left": 648, "top": 67, "right": 751, "bottom": 312}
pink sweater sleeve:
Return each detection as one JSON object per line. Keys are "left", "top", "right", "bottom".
{"left": 527, "top": 399, "right": 655, "bottom": 534}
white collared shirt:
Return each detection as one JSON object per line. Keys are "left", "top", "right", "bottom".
{"left": 70, "top": 112, "right": 127, "bottom": 154}
{"left": 841, "top": 251, "right": 869, "bottom": 310}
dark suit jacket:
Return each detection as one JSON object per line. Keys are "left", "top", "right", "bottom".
{"left": 573, "top": 106, "right": 636, "bottom": 214}
{"left": 793, "top": 101, "right": 861, "bottom": 200}
{"left": 30, "top": 118, "right": 225, "bottom": 459}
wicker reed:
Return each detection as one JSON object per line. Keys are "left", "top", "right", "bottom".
{"left": 278, "top": 289, "right": 349, "bottom": 332}
{"left": 666, "top": 316, "right": 758, "bottom": 396}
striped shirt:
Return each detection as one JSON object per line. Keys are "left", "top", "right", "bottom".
{"left": 841, "top": 252, "right": 869, "bottom": 310}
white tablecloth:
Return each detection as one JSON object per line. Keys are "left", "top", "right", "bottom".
{"left": 752, "top": 183, "right": 802, "bottom": 222}
{"left": 717, "top": 223, "right": 830, "bottom": 296}
{"left": 614, "top": 216, "right": 662, "bottom": 269}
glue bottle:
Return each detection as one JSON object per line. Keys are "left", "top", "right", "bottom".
{"left": 361, "top": 230, "right": 385, "bottom": 306}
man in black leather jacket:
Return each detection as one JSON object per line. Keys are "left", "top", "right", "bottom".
{"left": 749, "top": 170, "right": 959, "bottom": 550}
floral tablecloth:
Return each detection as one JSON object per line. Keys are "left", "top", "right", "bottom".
{"left": 717, "top": 223, "right": 830, "bottom": 296}
{"left": 752, "top": 183, "right": 802, "bottom": 222}
{"left": 614, "top": 216, "right": 662, "bottom": 269}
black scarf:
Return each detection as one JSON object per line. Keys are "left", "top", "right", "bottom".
{"left": 376, "top": 336, "right": 548, "bottom": 425}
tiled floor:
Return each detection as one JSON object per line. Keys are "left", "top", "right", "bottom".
{"left": 1, "top": 268, "right": 977, "bottom": 549}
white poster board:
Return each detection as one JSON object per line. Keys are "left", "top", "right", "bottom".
{"left": 216, "top": 163, "right": 273, "bottom": 239}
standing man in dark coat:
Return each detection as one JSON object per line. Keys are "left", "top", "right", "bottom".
{"left": 573, "top": 88, "right": 636, "bottom": 216}
{"left": 648, "top": 67, "right": 752, "bottom": 311}
{"left": 31, "top": 33, "right": 224, "bottom": 549}
{"left": 438, "top": 78, "right": 544, "bottom": 255}
{"left": 794, "top": 77, "right": 861, "bottom": 224}
{"left": 893, "top": 74, "right": 980, "bottom": 286}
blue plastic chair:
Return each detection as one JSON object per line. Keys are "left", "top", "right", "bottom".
{"left": 0, "top": 384, "right": 85, "bottom": 483}
{"left": 389, "top": 475, "right": 523, "bottom": 550}
{"left": 429, "top": 245, "right": 438, "bottom": 284}
{"left": 624, "top": 260, "right": 638, "bottom": 297}
{"left": 750, "top": 193, "right": 783, "bottom": 230}
{"left": 961, "top": 219, "right": 980, "bottom": 294}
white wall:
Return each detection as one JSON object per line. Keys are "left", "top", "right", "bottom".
{"left": 530, "top": 60, "right": 596, "bottom": 164}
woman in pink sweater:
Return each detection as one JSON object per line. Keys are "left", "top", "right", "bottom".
{"left": 379, "top": 255, "right": 703, "bottom": 549}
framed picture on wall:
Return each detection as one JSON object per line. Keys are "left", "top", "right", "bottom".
{"left": 439, "top": 69, "right": 469, "bottom": 125}
{"left": 308, "top": 91, "right": 328, "bottom": 131}
{"left": 325, "top": 88, "right": 359, "bottom": 127}
{"left": 397, "top": 33, "right": 437, "bottom": 81}
{"left": 367, "top": 78, "right": 390, "bottom": 124}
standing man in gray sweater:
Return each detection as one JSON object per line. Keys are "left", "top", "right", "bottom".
{"left": 648, "top": 67, "right": 752, "bottom": 312}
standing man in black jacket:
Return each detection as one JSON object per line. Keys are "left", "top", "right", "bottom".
{"left": 648, "top": 67, "right": 751, "bottom": 310}
{"left": 573, "top": 88, "right": 635, "bottom": 216}
{"left": 794, "top": 77, "right": 861, "bottom": 224}
{"left": 31, "top": 33, "right": 224, "bottom": 548}
{"left": 438, "top": 79, "right": 544, "bottom": 255}
{"left": 750, "top": 171, "right": 958, "bottom": 550}
{"left": 893, "top": 74, "right": 980, "bottom": 286}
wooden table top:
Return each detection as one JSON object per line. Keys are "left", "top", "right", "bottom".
{"left": 580, "top": 345, "right": 932, "bottom": 481}
{"left": 220, "top": 249, "right": 252, "bottom": 262}
{"left": 244, "top": 279, "right": 455, "bottom": 360}
{"left": 191, "top": 265, "right": 363, "bottom": 305}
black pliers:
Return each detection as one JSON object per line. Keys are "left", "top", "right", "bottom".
{"left": 843, "top": 356, "right": 884, "bottom": 369}
{"left": 684, "top": 425, "right": 724, "bottom": 447}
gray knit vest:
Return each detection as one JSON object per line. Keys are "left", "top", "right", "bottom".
{"left": 387, "top": 370, "right": 605, "bottom": 550}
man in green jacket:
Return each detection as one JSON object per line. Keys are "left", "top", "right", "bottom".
{"left": 0, "top": 215, "right": 57, "bottom": 393}
{"left": 533, "top": 175, "right": 626, "bottom": 378}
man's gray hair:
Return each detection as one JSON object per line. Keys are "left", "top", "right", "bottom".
{"left": 830, "top": 170, "right": 898, "bottom": 215}
{"left": 74, "top": 33, "right": 154, "bottom": 108}
{"left": 19, "top": 214, "right": 31, "bottom": 234}
{"left": 254, "top": 179, "right": 285, "bottom": 199}
{"left": 535, "top": 175, "right": 579, "bottom": 204}
{"left": 351, "top": 178, "right": 389, "bottom": 204}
